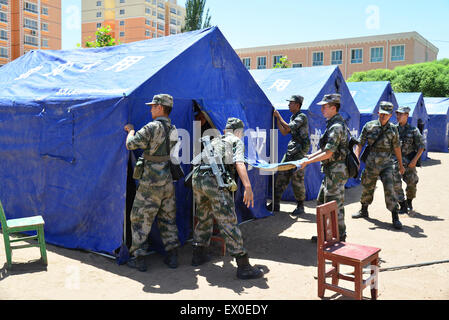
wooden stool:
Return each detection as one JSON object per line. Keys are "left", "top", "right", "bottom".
{"left": 193, "top": 216, "right": 226, "bottom": 256}
{"left": 316, "top": 201, "right": 381, "bottom": 300}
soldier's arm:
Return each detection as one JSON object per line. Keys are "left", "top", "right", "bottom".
{"left": 235, "top": 162, "right": 254, "bottom": 208}
{"left": 392, "top": 127, "right": 405, "bottom": 174}
{"left": 355, "top": 125, "right": 368, "bottom": 158}
{"left": 126, "top": 124, "right": 152, "bottom": 150}
{"left": 273, "top": 110, "right": 291, "bottom": 136}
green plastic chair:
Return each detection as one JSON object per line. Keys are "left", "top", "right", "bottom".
{"left": 0, "top": 200, "right": 47, "bottom": 269}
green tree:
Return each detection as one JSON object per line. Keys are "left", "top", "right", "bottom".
{"left": 79, "top": 25, "right": 120, "bottom": 48}
{"left": 182, "top": 0, "right": 212, "bottom": 32}
{"left": 348, "top": 59, "right": 449, "bottom": 97}
{"left": 273, "top": 56, "right": 292, "bottom": 69}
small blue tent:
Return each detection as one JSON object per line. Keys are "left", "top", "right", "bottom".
{"left": 250, "top": 66, "right": 360, "bottom": 202}
{"left": 394, "top": 92, "right": 429, "bottom": 161}
{"left": 347, "top": 81, "right": 399, "bottom": 130}
{"left": 0, "top": 27, "right": 274, "bottom": 256}
{"left": 424, "top": 98, "right": 449, "bottom": 153}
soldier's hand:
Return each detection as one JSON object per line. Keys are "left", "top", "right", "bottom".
{"left": 243, "top": 186, "right": 254, "bottom": 208}
{"left": 399, "top": 165, "right": 406, "bottom": 175}
{"left": 273, "top": 109, "right": 280, "bottom": 119}
{"left": 124, "top": 124, "right": 134, "bottom": 132}
{"left": 408, "top": 160, "right": 417, "bottom": 169}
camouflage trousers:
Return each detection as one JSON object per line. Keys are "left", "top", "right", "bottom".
{"left": 317, "top": 163, "right": 348, "bottom": 237}
{"left": 192, "top": 173, "right": 246, "bottom": 257}
{"left": 129, "top": 182, "right": 179, "bottom": 256}
{"left": 393, "top": 162, "right": 419, "bottom": 201}
{"left": 273, "top": 167, "right": 305, "bottom": 203}
{"left": 361, "top": 160, "right": 397, "bottom": 212}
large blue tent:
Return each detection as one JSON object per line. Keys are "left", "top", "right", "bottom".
{"left": 424, "top": 98, "right": 449, "bottom": 153}
{"left": 250, "top": 66, "right": 360, "bottom": 202}
{"left": 0, "top": 27, "right": 274, "bottom": 256}
{"left": 394, "top": 92, "right": 429, "bottom": 160}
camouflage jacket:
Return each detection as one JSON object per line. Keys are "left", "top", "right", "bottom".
{"left": 284, "top": 111, "right": 310, "bottom": 161}
{"left": 358, "top": 120, "right": 400, "bottom": 165}
{"left": 193, "top": 132, "right": 245, "bottom": 180}
{"left": 395, "top": 123, "right": 426, "bottom": 164}
{"left": 320, "top": 113, "right": 349, "bottom": 168}
{"left": 126, "top": 117, "right": 178, "bottom": 187}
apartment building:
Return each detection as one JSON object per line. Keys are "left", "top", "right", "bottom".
{"left": 236, "top": 32, "right": 439, "bottom": 79}
{"left": 0, "top": 0, "right": 61, "bottom": 67}
{"left": 81, "top": 0, "right": 186, "bottom": 46}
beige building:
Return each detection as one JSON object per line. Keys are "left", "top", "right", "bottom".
{"left": 81, "top": 0, "right": 185, "bottom": 46}
{"left": 236, "top": 32, "right": 439, "bottom": 79}
{"left": 0, "top": 0, "right": 61, "bottom": 67}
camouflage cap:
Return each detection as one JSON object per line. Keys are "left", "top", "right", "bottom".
{"left": 286, "top": 95, "right": 304, "bottom": 105}
{"left": 396, "top": 106, "right": 411, "bottom": 114}
{"left": 145, "top": 94, "right": 174, "bottom": 108}
{"left": 225, "top": 117, "right": 244, "bottom": 130}
{"left": 317, "top": 93, "right": 341, "bottom": 105}
{"left": 379, "top": 101, "right": 394, "bottom": 115}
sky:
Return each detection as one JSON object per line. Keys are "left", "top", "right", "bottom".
{"left": 61, "top": 0, "right": 449, "bottom": 59}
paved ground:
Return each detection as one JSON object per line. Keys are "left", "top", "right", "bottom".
{"left": 1, "top": 152, "right": 448, "bottom": 300}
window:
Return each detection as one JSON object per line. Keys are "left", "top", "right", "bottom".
{"left": 242, "top": 58, "right": 251, "bottom": 70}
{"left": 42, "top": 23, "right": 48, "bottom": 31}
{"left": 119, "top": 20, "right": 125, "bottom": 26}
{"left": 96, "top": 1, "right": 101, "bottom": 6}
{"left": 257, "top": 56, "right": 266, "bottom": 69}
{"left": 145, "top": 30, "right": 150, "bottom": 37}
{"left": 157, "top": 23, "right": 164, "bottom": 31}
{"left": 170, "top": 18, "right": 177, "bottom": 25}
{"left": 96, "top": 12, "right": 102, "bottom": 18}
{"left": 152, "top": 11, "right": 156, "bottom": 16}
{"left": 96, "top": 22, "right": 101, "bottom": 28}
{"left": 272, "top": 55, "right": 283, "bottom": 67}
{"left": 158, "top": 2, "right": 165, "bottom": 9}
{"left": 24, "top": 2, "right": 38, "bottom": 14}
{"left": 120, "top": 9, "right": 125, "bottom": 15}
{"left": 152, "top": 21, "right": 156, "bottom": 27}
{"left": 145, "top": 7, "right": 151, "bottom": 14}
{"left": 312, "top": 52, "right": 324, "bottom": 66}
{"left": 41, "top": 38, "right": 48, "bottom": 48}
{"left": 391, "top": 45, "right": 405, "bottom": 61}
{"left": 0, "top": 0, "right": 8, "bottom": 5}
{"left": 292, "top": 63, "right": 303, "bottom": 68}
{"left": 41, "top": 7, "right": 48, "bottom": 15}
{"left": 370, "top": 47, "right": 384, "bottom": 63}
{"left": 0, "top": 47, "right": 7, "bottom": 58}
{"left": 24, "top": 18, "right": 38, "bottom": 30}
{"left": 0, "top": 11, "right": 6, "bottom": 22}
{"left": 120, "top": 0, "right": 125, "bottom": 3}
{"left": 24, "top": 35, "right": 38, "bottom": 46}
{"left": 119, "top": 31, "right": 125, "bottom": 37}
{"left": 158, "top": 13, "right": 164, "bottom": 20}
{"left": 0, "top": 29, "right": 7, "bottom": 40}
{"left": 170, "top": 28, "right": 176, "bottom": 35}
{"left": 351, "top": 49, "right": 363, "bottom": 64}
{"left": 170, "top": 8, "right": 176, "bottom": 14}
{"left": 331, "top": 50, "right": 343, "bottom": 65}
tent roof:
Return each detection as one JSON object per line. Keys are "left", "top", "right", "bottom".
{"left": 0, "top": 28, "right": 215, "bottom": 102}
{"left": 249, "top": 66, "right": 340, "bottom": 110}
{"left": 395, "top": 92, "right": 423, "bottom": 111}
{"left": 347, "top": 81, "right": 396, "bottom": 113}
{"left": 424, "top": 98, "right": 449, "bottom": 115}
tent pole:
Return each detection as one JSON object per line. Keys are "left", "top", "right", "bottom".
{"left": 271, "top": 114, "right": 275, "bottom": 212}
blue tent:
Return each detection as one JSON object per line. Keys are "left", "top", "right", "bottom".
{"left": 0, "top": 27, "right": 274, "bottom": 256}
{"left": 424, "top": 98, "right": 449, "bottom": 153}
{"left": 250, "top": 66, "right": 360, "bottom": 202}
{"left": 347, "top": 81, "right": 399, "bottom": 130}
{"left": 394, "top": 92, "right": 429, "bottom": 160}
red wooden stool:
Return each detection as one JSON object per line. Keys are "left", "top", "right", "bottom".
{"left": 193, "top": 217, "right": 226, "bottom": 256}
{"left": 316, "top": 201, "right": 381, "bottom": 300}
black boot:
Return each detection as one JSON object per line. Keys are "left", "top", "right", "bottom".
{"left": 352, "top": 205, "right": 369, "bottom": 219}
{"left": 291, "top": 201, "right": 305, "bottom": 216}
{"left": 266, "top": 202, "right": 280, "bottom": 212}
{"left": 392, "top": 208, "right": 403, "bottom": 230}
{"left": 191, "top": 245, "right": 211, "bottom": 267}
{"left": 163, "top": 248, "right": 178, "bottom": 269}
{"left": 399, "top": 201, "right": 408, "bottom": 214}
{"left": 127, "top": 255, "right": 147, "bottom": 272}
{"left": 406, "top": 199, "right": 413, "bottom": 211}
{"left": 235, "top": 254, "right": 263, "bottom": 280}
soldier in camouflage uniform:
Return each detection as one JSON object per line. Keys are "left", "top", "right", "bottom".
{"left": 393, "top": 106, "right": 426, "bottom": 213}
{"left": 191, "top": 118, "right": 263, "bottom": 280}
{"left": 299, "top": 94, "right": 349, "bottom": 241}
{"left": 268, "top": 95, "right": 311, "bottom": 216}
{"left": 352, "top": 102, "right": 405, "bottom": 230}
{"left": 124, "top": 94, "right": 180, "bottom": 272}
